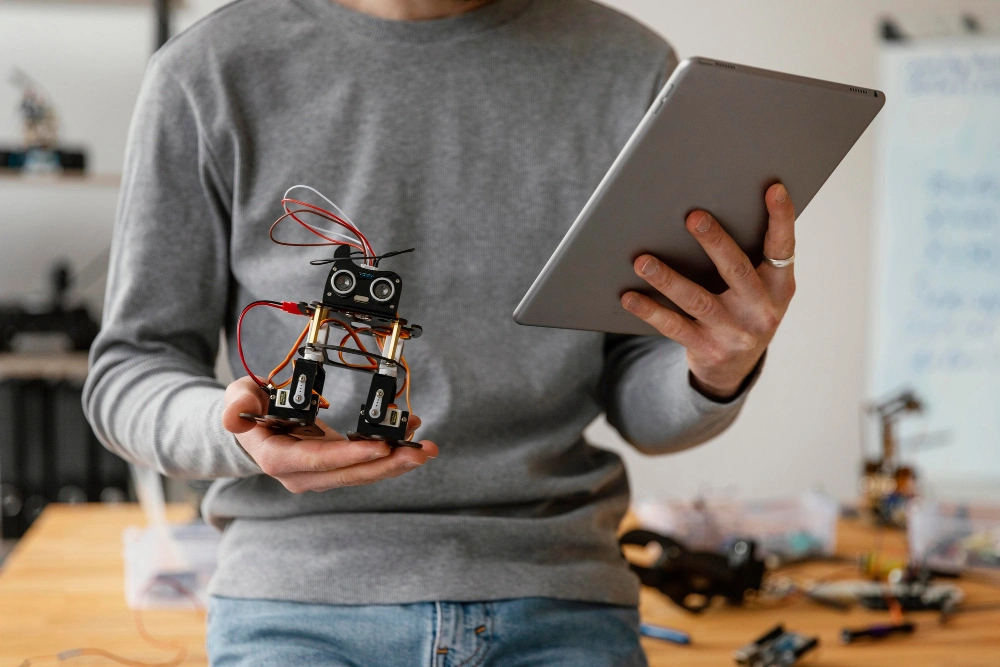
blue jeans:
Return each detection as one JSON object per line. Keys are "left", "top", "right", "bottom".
{"left": 208, "top": 596, "right": 648, "bottom": 666}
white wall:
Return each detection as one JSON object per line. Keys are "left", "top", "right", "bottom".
{"left": 591, "top": 0, "right": 1000, "bottom": 502}
{"left": 2, "top": 0, "right": 998, "bottom": 500}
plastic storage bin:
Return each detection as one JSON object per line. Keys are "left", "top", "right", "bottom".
{"left": 907, "top": 500, "right": 1000, "bottom": 574}
{"left": 123, "top": 520, "right": 220, "bottom": 609}
{"left": 634, "top": 492, "right": 839, "bottom": 561}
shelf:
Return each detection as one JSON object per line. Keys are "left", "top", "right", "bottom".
{"left": 0, "top": 1, "right": 183, "bottom": 6}
{"left": 0, "top": 172, "right": 121, "bottom": 188}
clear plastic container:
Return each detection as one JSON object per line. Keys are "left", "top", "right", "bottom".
{"left": 907, "top": 500, "right": 1000, "bottom": 573}
{"left": 122, "top": 520, "right": 220, "bottom": 609}
{"left": 634, "top": 492, "right": 839, "bottom": 561}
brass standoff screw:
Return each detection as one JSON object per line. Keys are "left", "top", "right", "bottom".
{"left": 385, "top": 319, "right": 402, "bottom": 364}
{"left": 306, "top": 305, "right": 329, "bottom": 345}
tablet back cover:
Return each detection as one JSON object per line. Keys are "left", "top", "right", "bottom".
{"left": 513, "top": 58, "right": 884, "bottom": 335}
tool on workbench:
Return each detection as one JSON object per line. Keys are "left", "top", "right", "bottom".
{"left": 638, "top": 623, "right": 691, "bottom": 645}
{"left": 733, "top": 624, "right": 818, "bottom": 667}
{"left": 841, "top": 621, "right": 915, "bottom": 644}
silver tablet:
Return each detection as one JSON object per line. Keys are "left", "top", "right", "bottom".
{"left": 513, "top": 57, "right": 884, "bottom": 335}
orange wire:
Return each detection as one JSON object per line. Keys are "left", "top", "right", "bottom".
{"left": 400, "top": 355, "right": 412, "bottom": 415}
{"left": 329, "top": 319, "right": 380, "bottom": 369}
{"left": 267, "top": 322, "right": 311, "bottom": 386}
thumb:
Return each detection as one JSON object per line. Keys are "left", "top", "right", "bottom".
{"left": 222, "top": 376, "right": 269, "bottom": 434}
{"left": 405, "top": 414, "right": 422, "bottom": 441}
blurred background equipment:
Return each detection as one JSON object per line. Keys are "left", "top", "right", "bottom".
{"left": 860, "top": 389, "right": 925, "bottom": 528}
{"left": 1, "top": 69, "right": 86, "bottom": 174}
{"left": 908, "top": 500, "right": 1000, "bottom": 574}
{"left": 0, "top": 261, "right": 101, "bottom": 353}
{"left": 620, "top": 529, "right": 766, "bottom": 613}
{"left": 634, "top": 493, "right": 840, "bottom": 566}
{"left": 0, "top": 260, "right": 127, "bottom": 542}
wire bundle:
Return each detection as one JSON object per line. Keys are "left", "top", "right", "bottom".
{"left": 269, "top": 185, "right": 375, "bottom": 258}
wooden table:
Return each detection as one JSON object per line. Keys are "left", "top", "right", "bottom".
{"left": 1, "top": 505, "right": 999, "bottom": 666}
{"left": 0, "top": 504, "right": 205, "bottom": 667}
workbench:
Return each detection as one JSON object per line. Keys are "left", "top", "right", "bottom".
{"left": 1, "top": 504, "right": 998, "bottom": 666}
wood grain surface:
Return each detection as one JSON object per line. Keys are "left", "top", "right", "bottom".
{"left": 1, "top": 504, "right": 998, "bottom": 666}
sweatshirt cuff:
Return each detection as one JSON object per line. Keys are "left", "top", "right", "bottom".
{"left": 684, "top": 350, "right": 766, "bottom": 411}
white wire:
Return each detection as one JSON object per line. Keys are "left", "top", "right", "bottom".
{"left": 283, "top": 184, "right": 373, "bottom": 254}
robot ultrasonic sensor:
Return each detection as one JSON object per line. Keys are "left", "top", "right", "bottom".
{"left": 237, "top": 186, "right": 422, "bottom": 448}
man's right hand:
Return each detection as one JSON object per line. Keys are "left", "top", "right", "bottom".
{"left": 221, "top": 376, "right": 438, "bottom": 493}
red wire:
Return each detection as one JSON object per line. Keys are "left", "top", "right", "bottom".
{"left": 269, "top": 209, "right": 365, "bottom": 251}
{"left": 237, "top": 301, "right": 283, "bottom": 389}
{"left": 284, "top": 198, "right": 373, "bottom": 256}
{"left": 281, "top": 198, "right": 374, "bottom": 255}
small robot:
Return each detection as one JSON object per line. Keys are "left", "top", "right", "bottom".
{"left": 238, "top": 186, "right": 422, "bottom": 448}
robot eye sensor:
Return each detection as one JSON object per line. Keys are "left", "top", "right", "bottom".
{"left": 370, "top": 277, "right": 395, "bottom": 302}
{"left": 331, "top": 269, "right": 356, "bottom": 296}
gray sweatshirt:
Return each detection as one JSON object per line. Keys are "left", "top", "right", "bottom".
{"left": 84, "top": 0, "right": 758, "bottom": 606}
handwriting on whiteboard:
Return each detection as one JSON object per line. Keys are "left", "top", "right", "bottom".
{"left": 881, "top": 49, "right": 1000, "bottom": 375}
{"left": 905, "top": 52, "right": 1000, "bottom": 95}
{"left": 873, "top": 41, "right": 1000, "bottom": 480}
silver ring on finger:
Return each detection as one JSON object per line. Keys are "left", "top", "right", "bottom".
{"left": 763, "top": 252, "right": 795, "bottom": 268}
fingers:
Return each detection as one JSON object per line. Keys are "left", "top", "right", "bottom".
{"left": 762, "top": 183, "right": 795, "bottom": 260}
{"left": 760, "top": 183, "right": 797, "bottom": 303}
{"left": 621, "top": 291, "right": 704, "bottom": 349}
{"left": 629, "top": 255, "right": 729, "bottom": 326}
{"left": 253, "top": 433, "right": 392, "bottom": 478}
{"left": 222, "top": 377, "right": 269, "bottom": 434}
{"left": 685, "top": 210, "right": 766, "bottom": 297}
{"left": 278, "top": 439, "right": 440, "bottom": 493}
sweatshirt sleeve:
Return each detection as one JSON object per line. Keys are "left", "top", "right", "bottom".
{"left": 82, "top": 56, "right": 260, "bottom": 480}
{"left": 599, "top": 334, "right": 763, "bottom": 455}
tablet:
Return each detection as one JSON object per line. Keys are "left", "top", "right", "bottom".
{"left": 513, "top": 57, "right": 884, "bottom": 336}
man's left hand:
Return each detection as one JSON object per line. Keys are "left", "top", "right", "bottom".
{"left": 621, "top": 183, "right": 796, "bottom": 400}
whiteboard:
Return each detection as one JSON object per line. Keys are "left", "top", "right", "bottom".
{"left": 870, "top": 40, "right": 1000, "bottom": 485}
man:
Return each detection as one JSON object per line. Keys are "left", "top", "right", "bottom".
{"left": 84, "top": 0, "right": 797, "bottom": 664}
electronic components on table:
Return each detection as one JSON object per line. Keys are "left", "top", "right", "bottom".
{"left": 807, "top": 579, "right": 964, "bottom": 612}
{"left": 619, "top": 529, "right": 765, "bottom": 613}
{"left": 733, "top": 625, "right": 818, "bottom": 667}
